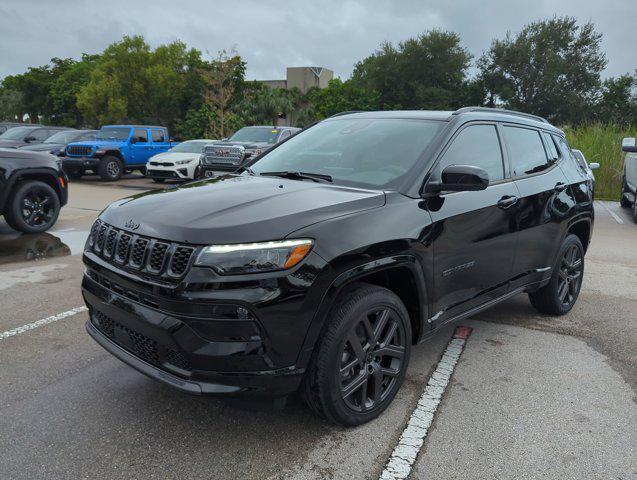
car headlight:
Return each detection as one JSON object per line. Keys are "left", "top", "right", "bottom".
{"left": 175, "top": 159, "right": 192, "bottom": 165}
{"left": 195, "top": 239, "right": 313, "bottom": 274}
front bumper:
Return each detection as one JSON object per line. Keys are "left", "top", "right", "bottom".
{"left": 81, "top": 250, "right": 328, "bottom": 397}
{"left": 62, "top": 156, "right": 100, "bottom": 170}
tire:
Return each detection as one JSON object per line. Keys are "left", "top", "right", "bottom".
{"left": 67, "top": 170, "right": 84, "bottom": 180}
{"left": 632, "top": 198, "right": 637, "bottom": 223}
{"left": 98, "top": 155, "right": 122, "bottom": 181}
{"left": 529, "top": 234, "right": 584, "bottom": 315}
{"left": 3, "top": 180, "right": 61, "bottom": 233}
{"left": 301, "top": 284, "right": 412, "bottom": 426}
{"left": 620, "top": 175, "right": 632, "bottom": 208}
{"left": 152, "top": 178, "right": 165, "bottom": 183}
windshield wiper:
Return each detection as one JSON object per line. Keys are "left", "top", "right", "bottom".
{"left": 259, "top": 171, "right": 333, "bottom": 183}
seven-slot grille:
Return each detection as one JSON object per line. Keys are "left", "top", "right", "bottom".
{"left": 66, "top": 145, "right": 94, "bottom": 157}
{"left": 88, "top": 219, "right": 196, "bottom": 279}
{"left": 202, "top": 144, "right": 245, "bottom": 167}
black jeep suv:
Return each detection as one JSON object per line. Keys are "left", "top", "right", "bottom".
{"left": 82, "top": 108, "right": 593, "bottom": 426}
{"left": 0, "top": 149, "right": 69, "bottom": 233}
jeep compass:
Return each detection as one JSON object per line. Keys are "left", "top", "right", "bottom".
{"left": 82, "top": 108, "right": 593, "bottom": 426}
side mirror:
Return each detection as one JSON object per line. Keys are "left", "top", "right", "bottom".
{"left": 589, "top": 162, "right": 599, "bottom": 170}
{"left": 24, "top": 136, "right": 36, "bottom": 143}
{"left": 622, "top": 137, "right": 636, "bottom": 152}
{"left": 425, "top": 165, "right": 489, "bottom": 194}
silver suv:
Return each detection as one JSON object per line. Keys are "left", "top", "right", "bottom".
{"left": 620, "top": 137, "right": 637, "bottom": 222}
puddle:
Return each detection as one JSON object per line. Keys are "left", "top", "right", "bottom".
{"left": 0, "top": 229, "right": 89, "bottom": 265}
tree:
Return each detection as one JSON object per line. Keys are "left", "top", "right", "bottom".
{"left": 351, "top": 30, "right": 471, "bottom": 110}
{"left": 306, "top": 78, "right": 380, "bottom": 119}
{"left": 596, "top": 73, "right": 637, "bottom": 125}
{"left": 0, "top": 88, "right": 23, "bottom": 121}
{"left": 2, "top": 65, "right": 53, "bottom": 122}
{"left": 238, "top": 86, "right": 301, "bottom": 127}
{"left": 200, "top": 49, "right": 246, "bottom": 138}
{"left": 478, "top": 17, "right": 606, "bottom": 124}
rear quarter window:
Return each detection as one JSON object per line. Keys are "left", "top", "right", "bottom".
{"left": 502, "top": 126, "right": 549, "bottom": 176}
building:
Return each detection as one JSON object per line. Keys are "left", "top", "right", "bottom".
{"left": 259, "top": 66, "right": 334, "bottom": 94}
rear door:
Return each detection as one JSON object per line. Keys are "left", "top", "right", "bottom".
{"left": 428, "top": 122, "right": 519, "bottom": 326}
{"left": 502, "top": 125, "right": 573, "bottom": 291}
{"left": 130, "top": 128, "right": 152, "bottom": 165}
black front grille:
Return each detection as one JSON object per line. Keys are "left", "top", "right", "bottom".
{"left": 147, "top": 169, "right": 178, "bottom": 178}
{"left": 87, "top": 220, "right": 197, "bottom": 280}
{"left": 93, "top": 310, "right": 190, "bottom": 372}
{"left": 66, "top": 145, "right": 93, "bottom": 157}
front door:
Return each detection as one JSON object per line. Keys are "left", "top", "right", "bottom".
{"left": 426, "top": 123, "right": 519, "bottom": 325}
{"left": 130, "top": 128, "right": 152, "bottom": 165}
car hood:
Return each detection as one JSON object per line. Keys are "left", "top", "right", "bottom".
{"left": 150, "top": 152, "right": 199, "bottom": 162}
{"left": 214, "top": 141, "right": 272, "bottom": 150}
{"left": 101, "top": 174, "right": 386, "bottom": 244}
{"left": 19, "top": 142, "right": 64, "bottom": 152}
{"left": 0, "top": 140, "right": 27, "bottom": 148}
{"left": 67, "top": 140, "right": 123, "bottom": 149}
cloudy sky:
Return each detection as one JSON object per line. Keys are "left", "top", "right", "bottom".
{"left": 0, "top": 0, "right": 635, "bottom": 81}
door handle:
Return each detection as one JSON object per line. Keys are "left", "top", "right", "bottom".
{"left": 554, "top": 182, "right": 567, "bottom": 192}
{"left": 497, "top": 195, "right": 518, "bottom": 209}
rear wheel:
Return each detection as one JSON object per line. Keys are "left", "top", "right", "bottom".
{"left": 620, "top": 175, "right": 632, "bottom": 208}
{"left": 529, "top": 234, "right": 584, "bottom": 315}
{"left": 301, "top": 284, "right": 411, "bottom": 426}
{"left": 4, "top": 180, "right": 60, "bottom": 233}
{"left": 98, "top": 155, "right": 122, "bottom": 181}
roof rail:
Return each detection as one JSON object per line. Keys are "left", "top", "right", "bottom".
{"left": 452, "top": 107, "right": 549, "bottom": 124}
{"left": 329, "top": 111, "right": 363, "bottom": 118}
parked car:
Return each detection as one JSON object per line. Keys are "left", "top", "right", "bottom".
{"left": 196, "top": 126, "right": 299, "bottom": 178}
{"left": 19, "top": 129, "right": 97, "bottom": 156}
{"left": 0, "top": 148, "right": 68, "bottom": 233}
{"left": 0, "top": 125, "right": 71, "bottom": 149}
{"left": 82, "top": 108, "right": 593, "bottom": 426}
{"left": 63, "top": 125, "right": 175, "bottom": 181}
{"left": 0, "top": 122, "right": 24, "bottom": 134}
{"left": 571, "top": 149, "right": 599, "bottom": 182}
{"left": 146, "top": 139, "right": 216, "bottom": 183}
{"left": 620, "top": 137, "right": 637, "bottom": 222}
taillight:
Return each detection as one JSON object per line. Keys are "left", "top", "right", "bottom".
{"left": 58, "top": 176, "right": 66, "bottom": 189}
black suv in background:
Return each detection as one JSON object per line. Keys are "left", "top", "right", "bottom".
{"left": 19, "top": 129, "right": 97, "bottom": 156}
{"left": 82, "top": 108, "right": 593, "bottom": 426}
{"left": 0, "top": 149, "right": 68, "bottom": 233}
{"left": 0, "top": 125, "right": 71, "bottom": 149}
{"left": 196, "top": 126, "right": 300, "bottom": 178}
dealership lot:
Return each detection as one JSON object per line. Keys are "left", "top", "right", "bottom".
{"left": 0, "top": 178, "right": 635, "bottom": 480}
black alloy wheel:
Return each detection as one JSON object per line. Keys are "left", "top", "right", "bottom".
{"left": 529, "top": 234, "right": 584, "bottom": 315}
{"left": 301, "top": 284, "right": 411, "bottom": 426}
{"left": 339, "top": 307, "right": 406, "bottom": 413}
{"left": 4, "top": 180, "right": 61, "bottom": 233}
{"left": 556, "top": 244, "right": 583, "bottom": 308}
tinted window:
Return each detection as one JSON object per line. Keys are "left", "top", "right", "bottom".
{"left": 230, "top": 127, "right": 280, "bottom": 144}
{"left": 553, "top": 135, "right": 585, "bottom": 172}
{"left": 133, "top": 129, "right": 148, "bottom": 143}
{"left": 503, "top": 126, "right": 549, "bottom": 176}
{"left": 435, "top": 124, "right": 504, "bottom": 182}
{"left": 31, "top": 129, "right": 51, "bottom": 141}
{"left": 151, "top": 129, "right": 165, "bottom": 143}
{"left": 97, "top": 127, "right": 130, "bottom": 141}
{"left": 78, "top": 131, "right": 97, "bottom": 141}
{"left": 0, "top": 126, "right": 36, "bottom": 140}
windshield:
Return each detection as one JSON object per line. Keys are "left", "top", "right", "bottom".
{"left": 250, "top": 118, "right": 443, "bottom": 189}
{"left": 230, "top": 127, "right": 279, "bottom": 144}
{"left": 97, "top": 127, "right": 130, "bottom": 141}
{"left": 0, "top": 126, "right": 35, "bottom": 140}
{"left": 44, "top": 130, "right": 79, "bottom": 144}
{"left": 169, "top": 140, "right": 213, "bottom": 153}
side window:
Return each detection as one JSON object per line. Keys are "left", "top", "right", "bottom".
{"left": 133, "top": 129, "right": 148, "bottom": 143}
{"left": 553, "top": 135, "right": 583, "bottom": 171}
{"left": 435, "top": 124, "right": 504, "bottom": 182}
{"left": 151, "top": 129, "right": 165, "bottom": 143}
{"left": 503, "top": 126, "right": 549, "bottom": 176}
{"left": 542, "top": 132, "right": 559, "bottom": 162}
{"left": 31, "top": 129, "right": 51, "bottom": 141}
{"left": 79, "top": 132, "right": 96, "bottom": 141}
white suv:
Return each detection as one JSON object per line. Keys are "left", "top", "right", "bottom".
{"left": 146, "top": 139, "right": 216, "bottom": 182}
{"left": 621, "top": 137, "right": 637, "bottom": 222}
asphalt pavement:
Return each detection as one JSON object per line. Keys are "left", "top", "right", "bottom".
{"left": 0, "top": 175, "right": 635, "bottom": 479}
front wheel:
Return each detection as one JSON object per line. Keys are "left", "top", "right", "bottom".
{"left": 301, "top": 284, "right": 411, "bottom": 426}
{"left": 4, "top": 180, "right": 61, "bottom": 233}
{"left": 529, "top": 234, "right": 584, "bottom": 315}
{"left": 98, "top": 156, "right": 122, "bottom": 181}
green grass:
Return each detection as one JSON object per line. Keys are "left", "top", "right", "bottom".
{"left": 564, "top": 124, "right": 635, "bottom": 201}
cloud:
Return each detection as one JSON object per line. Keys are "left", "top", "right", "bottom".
{"left": 0, "top": 0, "right": 634, "bottom": 81}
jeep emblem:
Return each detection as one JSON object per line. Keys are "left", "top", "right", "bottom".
{"left": 125, "top": 219, "right": 140, "bottom": 230}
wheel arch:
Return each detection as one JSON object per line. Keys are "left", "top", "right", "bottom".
{"left": 11, "top": 170, "right": 63, "bottom": 203}
{"left": 566, "top": 217, "right": 592, "bottom": 253}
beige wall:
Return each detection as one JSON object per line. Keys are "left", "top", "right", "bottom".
{"left": 286, "top": 67, "right": 334, "bottom": 94}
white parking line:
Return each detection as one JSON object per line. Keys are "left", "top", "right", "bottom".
{"left": 0, "top": 306, "right": 87, "bottom": 341}
{"left": 597, "top": 201, "right": 624, "bottom": 225}
{"left": 379, "top": 326, "right": 472, "bottom": 480}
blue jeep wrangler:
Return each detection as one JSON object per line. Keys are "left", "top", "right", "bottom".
{"left": 63, "top": 125, "right": 174, "bottom": 181}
